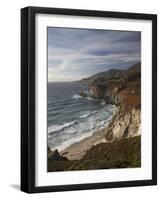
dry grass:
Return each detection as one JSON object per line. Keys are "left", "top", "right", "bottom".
{"left": 48, "top": 136, "right": 141, "bottom": 172}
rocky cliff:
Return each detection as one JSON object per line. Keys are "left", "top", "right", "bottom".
{"left": 90, "top": 63, "right": 141, "bottom": 140}
{"left": 48, "top": 63, "right": 141, "bottom": 171}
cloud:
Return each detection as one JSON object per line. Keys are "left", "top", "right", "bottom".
{"left": 48, "top": 27, "right": 141, "bottom": 82}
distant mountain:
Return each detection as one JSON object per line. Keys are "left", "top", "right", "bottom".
{"left": 81, "top": 69, "right": 124, "bottom": 84}
{"left": 88, "top": 68, "right": 124, "bottom": 80}
{"left": 80, "top": 63, "right": 141, "bottom": 84}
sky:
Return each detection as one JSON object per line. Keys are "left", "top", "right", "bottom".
{"left": 48, "top": 27, "right": 141, "bottom": 82}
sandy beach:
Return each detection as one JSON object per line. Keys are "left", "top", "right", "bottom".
{"left": 60, "top": 128, "right": 108, "bottom": 160}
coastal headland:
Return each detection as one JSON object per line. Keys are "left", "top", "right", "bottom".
{"left": 48, "top": 63, "right": 141, "bottom": 171}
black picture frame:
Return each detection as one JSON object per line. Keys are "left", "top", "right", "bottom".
{"left": 21, "top": 6, "right": 157, "bottom": 193}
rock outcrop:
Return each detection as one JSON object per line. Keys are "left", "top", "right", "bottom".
{"left": 90, "top": 81, "right": 107, "bottom": 99}
{"left": 90, "top": 63, "right": 141, "bottom": 140}
{"left": 48, "top": 147, "right": 68, "bottom": 161}
{"left": 79, "top": 91, "right": 87, "bottom": 97}
{"left": 105, "top": 107, "right": 141, "bottom": 140}
{"left": 48, "top": 63, "right": 141, "bottom": 171}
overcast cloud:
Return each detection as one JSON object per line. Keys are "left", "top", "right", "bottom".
{"left": 48, "top": 27, "right": 141, "bottom": 82}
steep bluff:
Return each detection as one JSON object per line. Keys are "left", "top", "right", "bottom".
{"left": 90, "top": 63, "right": 141, "bottom": 140}
{"left": 48, "top": 63, "right": 141, "bottom": 171}
{"left": 105, "top": 107, "right": 141, "bottom": 140}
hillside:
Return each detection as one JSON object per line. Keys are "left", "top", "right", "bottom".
{"left": 48, "top": 62, "right": 141, "bottom": 171}
{"left": 90, "top": 62, "right": 141, "bottom": 139}
{"left": 81, "top": 69, "right": 124, "bottom": 84}
{"left": 48, "top": 136, "right": 141, "bottom": 171}
{"left": 80, "top": 63, "right": 140, "bottom": 85}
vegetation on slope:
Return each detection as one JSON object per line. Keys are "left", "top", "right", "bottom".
{"left": 48, "top": 136, "right": 141, "bottom": 172}
{"left": 48, "top": 63, "right": 141, "bottom": 172}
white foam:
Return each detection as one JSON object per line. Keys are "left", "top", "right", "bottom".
{"left": 48, "top": 105, "right": 117, "bottom": 151}
{"left": 72, "top": 94, "right": 82, "bottom": 99}
{"left": 50, "top": 118, "right": 111, "bottom": 152}
{"left": 48, "top": 121, "right": 77, "bottom": 134}
{"left": 80, "top": 111, "right": 97, "bottom": 119}
{"left": 51, "top": 131, "right": 93, "bottom": 152}
{"left": 72, "top": 94, "right": 95, "bottom": 101}
{"left": 86, "top": 97, "right": 95, "bottom": 101}
{"left": 101, "top": 101, "right": 106, "bottom": 105}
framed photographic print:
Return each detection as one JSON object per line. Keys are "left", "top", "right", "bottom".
{"left": 21, "top": 6, "right": 157, "bottom": 193}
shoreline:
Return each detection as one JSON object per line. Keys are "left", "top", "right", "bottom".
{"left": 60, "top": 127, "right": 108, "bottom": 160}
{"left": 48, "top": 63, "right": 141, "bottom": 171}
{"left": 59, "top": 106, "right": 117, "bottom": 161}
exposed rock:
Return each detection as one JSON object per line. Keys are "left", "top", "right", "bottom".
{"left": 48, "top": 146, "right": 54, "bottom": 158}
{"left": 88, "top": 63, "right": 141, "bottom": 140}
{"left": 105, "top": 108, "right": 141, "bottom": 140}
{"left": 90, "top": 83, "right": 106, "bottom": 99}
{"left": 52, "top": 149, "right": 61, "bottom": 160}
{"left": 48, "top": 146, "right": 51, "bottom": 154}
{"left": 48, "top": 148, "right": 68, "bottom": 161}
{"left": 79, "top": 91, "right": 87, "bottom": 97}
{"left": 48, "top": 63, "right": 142, "bottom": 172}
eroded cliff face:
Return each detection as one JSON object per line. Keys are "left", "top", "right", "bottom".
{"left": 90, "top": 83, "right": 106, "bottom": 99}
{"left": 90, "top": 63, "right": 141, "bottom": 140}
{"left": 105, "top": 107, "right": 141, "bottom": 140}
{"left": 48, "top": 63, "right": 141, "bottom": 171}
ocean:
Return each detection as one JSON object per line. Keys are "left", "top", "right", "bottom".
{"left": 48, "top": 82, "right": 116, "bottom": 151}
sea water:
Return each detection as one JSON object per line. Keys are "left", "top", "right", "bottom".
{"left": 48, "top": 82, "right": 116, "bottom": 151}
